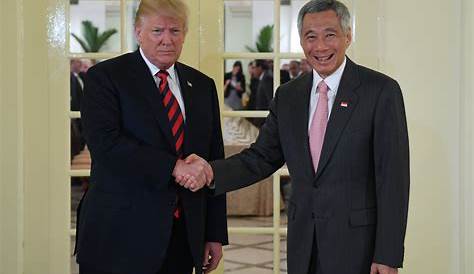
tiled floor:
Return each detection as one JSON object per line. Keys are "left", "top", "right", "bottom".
{"left": 71, "top": 185, "right": 288, "bottom": 274}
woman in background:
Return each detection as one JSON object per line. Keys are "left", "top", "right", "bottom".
{"left": 224, "top": 61, "right": 246, "bottom": 110}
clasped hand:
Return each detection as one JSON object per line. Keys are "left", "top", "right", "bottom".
{"left": 172, "top": 154, "right": 213, "bottom": 192}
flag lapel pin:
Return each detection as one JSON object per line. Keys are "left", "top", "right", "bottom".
{"left": 340, "top": 101, "right": 348, "bottom": 108}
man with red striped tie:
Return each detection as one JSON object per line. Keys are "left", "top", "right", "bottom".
{"left": 75, "top": 1, "right": 227, "bottom": 273}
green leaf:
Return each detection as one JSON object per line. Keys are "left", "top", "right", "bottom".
{"left": 96, "top": 29, "right": 118, "bottom": 52}
{"left": 71, "top": 33, "right": 90, "bottom": 52}
{"left": 82, "top": 21, "right": 98, "bottom": 51}
{"left": 245, "top": 24, "right": 274, "bottom": 53}
{"left": 245, "top": 45, "right": 257, "bottom": 52}
{"left": 71, "top": 20, "right": 117, "bottom": 53}
{"left": 256, "top": 25, "right": 273, "bottom": 52}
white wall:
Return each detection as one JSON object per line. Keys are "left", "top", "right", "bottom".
{"left": 281, "top": 0, "right": 306, "bottom": 53}
{"left": 252, "top": 1, "right": 274, "bottom": 50}
{"left": 380, "top": 0, "right": 461, "bottom": 272}
{"left": 224, "top": 2, "right": 253, "bottom": 52}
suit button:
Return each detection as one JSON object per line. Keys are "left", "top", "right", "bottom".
{"left": 311, "top": 212, "right": 315, "bottom": 219}
{"left": 168, "top": 201, "right": 176, "bottom": 206}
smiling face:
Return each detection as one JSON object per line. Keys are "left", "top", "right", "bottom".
{"left": 300, "top": 10, "right": 351, "bottom": 78}
{"left": 135, "top": 13, "right": 186, "bottom": 70}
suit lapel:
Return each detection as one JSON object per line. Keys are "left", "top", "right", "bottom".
{"left": 175, "top": 63, "right": 194, "bottom": 156}
{"left": 128, "top": 50, "right": 175, "bottom": 149}
{"left": 314, "top": 58, "right": 360, "bottom": 180}
{"left": 291, "top": 73, "right": 314, "bottom": 177}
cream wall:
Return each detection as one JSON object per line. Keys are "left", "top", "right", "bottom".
{"left": 1, "top": 0, "right": 69, "bottom": 273}
{"left": 380, "top": 1, "right": 462, "bottom": 272}
{"left": 0, "top": 0, "right": 473, "bottom": 274}
{"left": 1, "top": 0, "right": 24, "bottom": 273}
{"left": 460, "top": 0, "right": 474, "bottom": 273}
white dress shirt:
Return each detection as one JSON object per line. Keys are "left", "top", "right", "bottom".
{"left": 308, "top": 57, "right": 346, "bottom": 131}
{"left": 139, "top": 48, "right": 186, "bottom": 120}
{"left": 73, "top": 72, "right": 84, "bottom": 89}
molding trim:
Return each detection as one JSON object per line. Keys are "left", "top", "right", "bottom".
{"left": 460, "top": 0, "right": 474, "bottom": 273}
{"left": 0, "top": 0, "right": 24, "bottom": 273}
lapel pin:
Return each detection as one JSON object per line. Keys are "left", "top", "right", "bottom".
{"left": 340, "top": 101, "right": 348, "bottom": 108}
{"left": 187, "top": 81, "right": 192, "bottom": 87}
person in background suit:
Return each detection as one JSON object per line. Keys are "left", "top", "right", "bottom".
{"left": 254, "top": 59, "right": 274, "bottom": 126}
{"left": 289, "top": 60, "right": 302, "bottom": 79}
{"left": 75, "top": 0, "right": 228, "bottom": 273}
{"left": 178, "top": 0, "right": 409, "bottom": 273}
{"left": 70, "top": 59, "right": 85, "bottom": 159}
{"left": 79, "top": 58, "right": 93, "bottom": 80}
{"left": 246, "top": 60, "right": 260, "bottom": 111}
{"left": 70, "top": 58, "right": 84, "bottom": 112}
{"left": 280, "top": 69, "right": 291, "bottom": 84}
{"left": 301, "top": 58, "right": 313, "bottom": 74}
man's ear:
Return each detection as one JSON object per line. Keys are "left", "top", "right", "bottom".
{"left": 134, "top": 23, "right": 142, "bottom": 45}
{"left": 345, "top": 28, "right": 352, "bottom": 46}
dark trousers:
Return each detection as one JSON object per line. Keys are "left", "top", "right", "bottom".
{"left": 79, "top": 217, "right": 194, "bottom": 274}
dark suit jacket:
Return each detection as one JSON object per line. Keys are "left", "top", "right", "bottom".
{"left": 70, "top": 72, "right": 85, "bottom": 158}
{"left": 280, "top": 69, "right": 290, "bottom": 84}
{"left": 253, "top": 72, "right": 274, "bottom": 127}
{"left": 255, "top": 72, "right": 274, "bottom": 111}
{"left": 211, "top": 58, "right": 409, "bottom": 274}
{"left": 70, "top": 72, "right": 83, "bottom": 111}
{"left": 246, "top": 77, "right": 260, "bottom": 111}
{"left": 76, "top": 50, "right": 228, "bottom": 274}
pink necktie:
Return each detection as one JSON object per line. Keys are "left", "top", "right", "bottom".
{"left": 309, "top": 81, "right": 329, "bottom": 172}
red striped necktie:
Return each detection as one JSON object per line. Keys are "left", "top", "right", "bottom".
{"left": 156, "top": 70, "right": 185, "bottom": 158}
{"left": 156, "top": 70, "right": 184, "bottom": 219}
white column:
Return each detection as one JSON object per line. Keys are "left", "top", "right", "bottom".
{"left": 460, "top": 0, "right": 474, "bottom": 273}
{"left": 0, "top": 0, "right": 24, "bottom": 273}
{"left": 1, "top": 0, "right": 69, "bottom": 273}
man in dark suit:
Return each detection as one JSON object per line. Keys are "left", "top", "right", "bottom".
{"left": 75, "top": 0, "right": 228, "bottom": 273}
{"left": 289, "top": 60, "right": 302, "bottom": 80}
{"left": 245, "top": 61, "right": 260, "bottom": 111}
{"left": 179, "top": 1, "right": 409, "bottom": 273}
{"left": 70, "top": 59, "right": 85, "bottom": 159}
{"left": 252, "top": 59, "right": 274, "bottom": 127}
{"left": 255, "top": 59, "right": 273, "bottom": 112}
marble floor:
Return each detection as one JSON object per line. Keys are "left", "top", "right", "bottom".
{"left": 71, "top": 185, "right": 288, "bottom": 274}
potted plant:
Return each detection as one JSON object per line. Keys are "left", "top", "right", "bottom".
{"left": 71, "top": 20, "right": 117, "bottom": 53}
{"left": 245, "top": 24, "right": 274, "bottom": 52}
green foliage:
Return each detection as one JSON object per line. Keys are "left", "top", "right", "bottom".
{"left": 245, "top": 24, "right": 274, "bottom": 52}
{"left": 71, "top": 20, "right": 117, "bottom": 52}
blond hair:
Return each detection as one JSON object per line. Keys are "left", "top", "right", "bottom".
{"left": 135, "top": 0, "right": 189, "bottom": 32}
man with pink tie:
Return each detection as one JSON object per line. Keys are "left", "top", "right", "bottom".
{"left": 178, "top": 0, "right": 409, "bottom": 273}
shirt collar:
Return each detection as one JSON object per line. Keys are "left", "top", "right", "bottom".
{"left": 139, "top": 47, "right": 177, "bottom": 80}
{"left": 312, "top": 57, "right": 346, "bottom": 93}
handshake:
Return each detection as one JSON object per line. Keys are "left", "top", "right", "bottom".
{"left": 172, "top": 154, "right": 214, "bottom": 192}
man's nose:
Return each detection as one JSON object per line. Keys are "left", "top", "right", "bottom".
{"left": 314, "top": 37, "right": 329, "bottom": 51}
{"left": 160, "top": 30, "right": 173, "bottom": 45}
